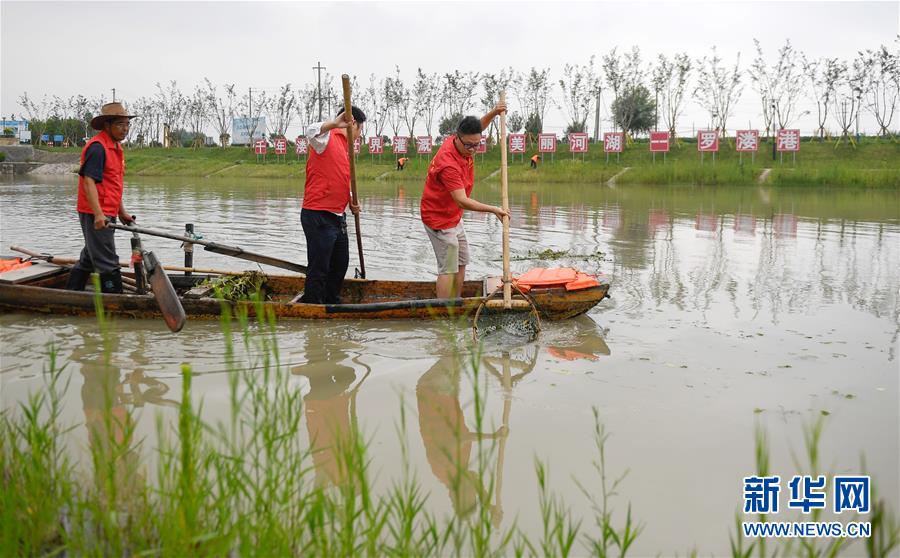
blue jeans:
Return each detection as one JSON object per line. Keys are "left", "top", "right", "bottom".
{"left": 300, "top": 208, "right": 349, "bottom": 304}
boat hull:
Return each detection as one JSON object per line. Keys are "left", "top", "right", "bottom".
{"left": 0, "top": 270, "right": 609, "bottom": 322}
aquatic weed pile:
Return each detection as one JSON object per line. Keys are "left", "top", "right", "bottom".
{"left": 201, "top": 271, "right": 269, "bottom": 301}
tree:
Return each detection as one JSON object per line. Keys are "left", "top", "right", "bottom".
{"left": 694, "top": 46, "right": 744, "bottom": 134}
{"left": 832, "top": 54, "right": 868, "bottom": 143}
{"left": 651, "top": 53, "right": 691, "bottom": 139}
{"left": 749, "top": 39, "right": 807, "bottom": 138}
{"left": 184, "top": 84, "right": 210, "bottom": 148}
{"left": 802, "top": 56, "right": 843, "bottom": 140}
{"left": 860, "top": 43, "right": 899, "bottom": 136}
{"left": 559, "top": 56, "right": 599, "bottom": 135}
{"left": 611, "top": 85, "right": 656, "bottom": 136}
{"left": 294, "top": 84, "right": 317, "bottom": 132}
{"left": 413, "top": 69, "right": 441, "bottom": 137}
{"left": 481, "top": 68, "right": 518, "bottom": 143}
{"left": 507, "top": 111, "right": 524, "bottom": 134}
{"left": 155, "top": 81, "right": 185, "bottom": 148}
{"left": 362, "top": 74, "right": 388, "bottom": 140}
{"left": 439, "top": 112, "right": 464, "bottom": 136}
{"left": 524, "top": 112, "right": 542, "bottom": 137}
{"left": 206, "top": 79, "right": 237, "bottom": 147}
{"left": 18, "top": 92, "right": 51, "bottom": 145}
{"left": 269, "top": 83, "right": 296, "bottom": 139}
{"left": 522, "top": 67, "right": 553, "bottom": 130}
{"left": 441, "top": 70, "right": 480, "bottom": 119}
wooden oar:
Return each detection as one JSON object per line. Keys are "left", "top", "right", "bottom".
{"left": 133, "top": 233, "right": 186, "bottom": 333}
{"left": 107, "top": 223, "right": 308, "bottom": 274}
{"left": 10, "top": 246, "right": 248, "bottom": 276}
{"left": 341, "top": 74, "right": 366, "bottom": 279}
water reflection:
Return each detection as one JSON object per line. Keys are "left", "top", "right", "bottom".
{"left": 290, "top": 327, "right": 369, "bottom": 488}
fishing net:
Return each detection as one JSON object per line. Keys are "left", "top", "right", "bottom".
{"left": 472, "top": 285, "right": 542, "bottom": 341}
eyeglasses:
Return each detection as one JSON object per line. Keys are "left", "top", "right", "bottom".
{"left": 457, "top": 134, "right": 479, "bottom": 150}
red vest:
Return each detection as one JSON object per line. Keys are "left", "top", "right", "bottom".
{"left": 303, "top": 129, "right": 351, "bottom": 213}
{"left": 77, "top": 130, "right": 125, "bottom": 216}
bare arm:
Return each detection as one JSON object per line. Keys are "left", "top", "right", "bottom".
{"left": 449, "top": 188, "right": 508, "bottom": 220}
{"left": 480, "top": 101, "right": 508, "bottom": 132}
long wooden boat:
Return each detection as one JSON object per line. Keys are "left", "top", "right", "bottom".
{"left": 0, "top": 263, "right": 610, "bottom": 322}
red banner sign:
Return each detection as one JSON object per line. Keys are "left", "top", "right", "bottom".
{"left": 476, "top": 135, "right": 487, "bottom": 154}
{"left": 736, "top": 130, "right": 759, "bottom": 152}
{"left": 416, "top": 136, "right": 432, "bottom": 154}
{"left": 509, "top": 133, "right": 526, "bottom": 153}
{"left": 538, "top": 133, "right": 556, "bottom": 153}
{"left": 274, "top": 138, "right": 287, "bottom": 155}
{"left": 254, "top": 139, "right": 267, "bottom": 155}
{"left": 368, "top": 136, "right": 383, "bottom": 154}
{"left": 393, "top": 136, "right": 408, "bottom": 154}
{"left": 776, "top": 129, "right": 800, "bottom": 152}
{"left": 568, "top": 133, "right": 589, "bottom": 153}
{"left": 697, "top": 130, "right": 719, "bottom": 152}
{"left": 295, "top": 136, "right": 308, "bottom": 155}
{"left": 650, "top": 131, "right": 670, "bottom": 153}
{"left": 603, "top": 132, "right": 624, "bottom": 153}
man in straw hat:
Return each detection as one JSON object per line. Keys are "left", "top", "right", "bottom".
{"left": 65, "top": 101, "right": 137, "bottom": 294}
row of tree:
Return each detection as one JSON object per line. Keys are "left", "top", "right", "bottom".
{"left": 15, "top": 39, "right": 899, "bottom": 148}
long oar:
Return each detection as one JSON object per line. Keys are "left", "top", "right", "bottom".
{"left": 107, "top": 223, "right": 308, "bottom": 274}
{"left": 11, "top": 246, "right": 251, "bottom": 276}
{"left": 341, "top": 74, "right": 366, "bottom": 279}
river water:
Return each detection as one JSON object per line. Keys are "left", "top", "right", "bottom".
{"left": 1, "top": 174, "right": 898, "bottom": 555}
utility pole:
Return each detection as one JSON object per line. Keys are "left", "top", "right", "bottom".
{"left": 313, "top": 61, "right": 326, "bottom": 121}
{"left": 111, "top": 88, "right": 116, "bottom": 102}
{"left": 593, "top": 85, "right": 601, "bottom": 142}
{"left": 654, "top": 85, "right": 659, "bottom": 132}
{"left": 771, "top": 100, "right": 777, "bottom": 160}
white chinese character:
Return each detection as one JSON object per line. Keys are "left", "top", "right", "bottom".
{"left": 540, "top": 136, "right": 554, "bottom": 151}
{"left": 605, "top": 134, "right": 622, "bottom": 152}
{"left": 737, "top": 131, "right": 757, "bottom": 150}
{"left": 778, "top": 130, "right": 799, "bottom": 151}
{"left": 699, "top": 131, "right": 717, "bottom": 150}
{"left": 573, "top": 135, "right": 586, "bottom": 150}
{"left": 510, "top": 135, "right": 525, "bottom": 152}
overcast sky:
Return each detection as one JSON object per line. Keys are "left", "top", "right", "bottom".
{"left": 2, "top": 0, "right": 898, "bottom": 137}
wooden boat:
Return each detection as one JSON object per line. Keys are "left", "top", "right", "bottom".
{"left": 0, "top": 262, "right": 610, "bottom": 322}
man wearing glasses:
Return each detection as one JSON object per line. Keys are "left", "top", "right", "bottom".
{"left": 66, "top": 102, "right": 137, "bottom": 294}
{"left": 420, "top": 103, "right": 509, "bottom": 299}
{"left": 300, "top": 106, "right": 367, "bottom": 304}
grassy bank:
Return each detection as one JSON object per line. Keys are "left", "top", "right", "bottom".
{"left": 36, "top": 137, "right": 900, "bottom": 187}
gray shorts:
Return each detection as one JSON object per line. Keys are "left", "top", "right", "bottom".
{"left": 424, "top": 222, "right": 469, "bottom": 275}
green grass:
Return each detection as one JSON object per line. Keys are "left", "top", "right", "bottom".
{"left": 36, "top": 137, "right": 900, "bottom": 186}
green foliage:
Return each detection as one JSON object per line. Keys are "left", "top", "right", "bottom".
{"left": 565, "top": 121, "right": 586, "bottom": 134}
{"left": 507, "top": 111, "right": 525, "bottom": 134}
{"left": 439, "top": 112, "right": 464, "bottom": 137}
{"left": 525, "top": 112, "right": 542, "bottom": 136}
{"left": 611, "top": 85, "right": 657, "bottom": 136}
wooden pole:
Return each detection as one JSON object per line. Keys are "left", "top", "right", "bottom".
{"left": 341, "top": 74, "right": 366, "bottom": 279}
{"left": 499, "top": 91, "right": 511, "bottom": 309}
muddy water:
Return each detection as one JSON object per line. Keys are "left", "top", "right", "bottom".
{"left": 1, "top": 175, "right": 898, "bottom": 555}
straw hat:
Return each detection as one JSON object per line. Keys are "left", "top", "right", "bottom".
{"left": 90, "top": 102, "right": 137, "bottom": 130}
